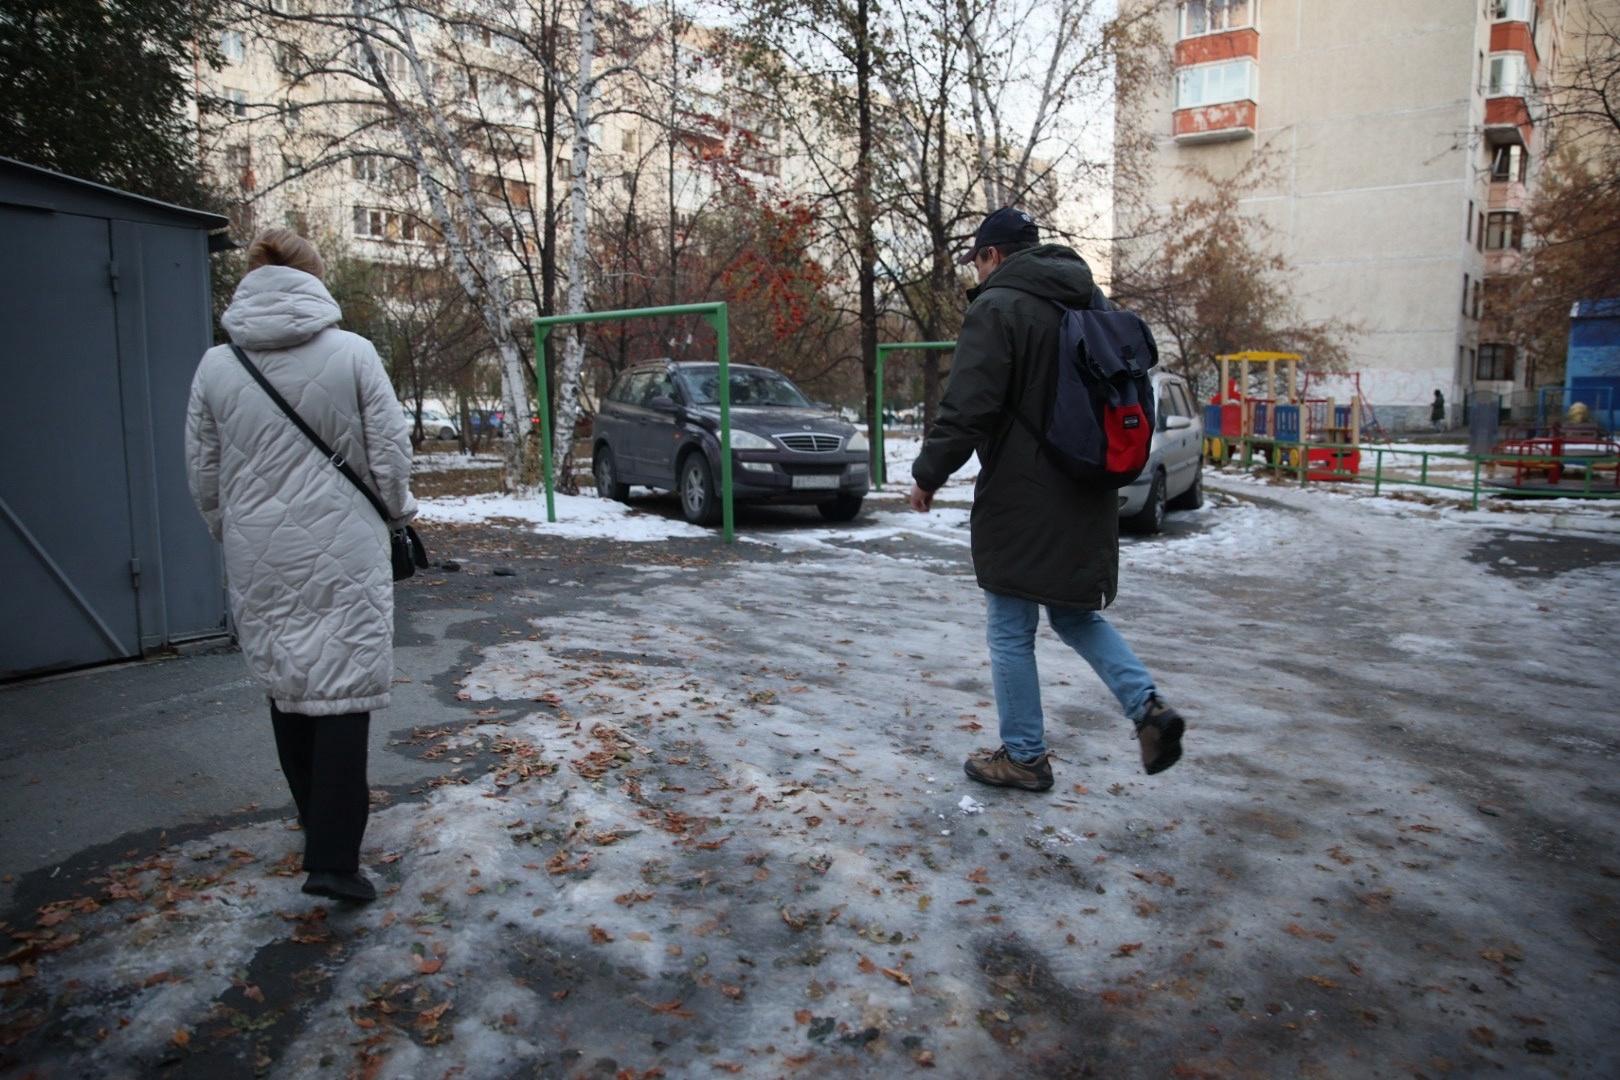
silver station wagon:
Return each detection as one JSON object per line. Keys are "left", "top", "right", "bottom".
{"left": 591, "top": 361, "right": 870, "bottom": 525}
{"left": 1118, "top": 370, "right": 1205, "bottom": 533}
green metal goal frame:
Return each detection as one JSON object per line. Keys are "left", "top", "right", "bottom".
{"left": 873, "top": 340, "right": 956, "bottom": 490}
{"left": 533, "top": 302, "right": 735, "bottom": 543}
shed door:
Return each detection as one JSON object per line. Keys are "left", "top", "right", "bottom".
{"left": 0, "top": 207, "right": 142, "bottom": 677}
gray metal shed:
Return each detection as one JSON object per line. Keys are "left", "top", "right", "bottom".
{"left": 1, "top": 157, "right": 230, "bottom": 678}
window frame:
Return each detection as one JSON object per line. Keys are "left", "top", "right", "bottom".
{"left": 1490, "top": 143, "right": 1527, "bottom": 182}
{"left": 1485, "top": 210, "right": 1522, "bottom": 251}
{"left": 221, "top": 29, "right": 246, "bottom": 64}
{"left": 352, "top": 205, "right": 421, "bottom": 244}
{"left": 1476, "top": 343, "right": 1515, "bottom": 382}
{"left": 1178, "top": 0, "right": 1256, "bottom": 40}
{"left": 1487, "top": 52, "right": 1529, "bottom": 97}
{"left": 1174, "top": 57, "right": 1259, "bottom": 110}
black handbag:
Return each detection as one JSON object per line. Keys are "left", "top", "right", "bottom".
{"left": 230, "top": 345, "right": 429, "bottom": 581}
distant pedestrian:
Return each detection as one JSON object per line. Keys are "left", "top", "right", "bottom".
{"left": 186, "top": 229, "right": 415, "bottom": 903}
{"left": 909, "top": 208, "right": 1185, "bottom": 792}
{"left": 1431, "top": 389, "right": 1446, "bottom": 432}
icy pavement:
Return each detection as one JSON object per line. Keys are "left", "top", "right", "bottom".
{"left": 5, "top": 486, "right": 1619, "bottom": 1078}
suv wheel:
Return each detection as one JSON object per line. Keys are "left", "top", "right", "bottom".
{"left": 818, "top": 494, "right": 863, "bottom": 523}
{"left": 594, "top": 446, "right": 630, "bottom": 501}
{"left": 439, "top": 426, "right": 456, "bottom": 440}
{"left": 679, "top": 453, "right": 721, "bottom": 526}
{"left": 1124, "top": 469, "right": 1166, "bottom": 535}
{"left": 1168, "top": 463, "right": 1203, "bottom": 511}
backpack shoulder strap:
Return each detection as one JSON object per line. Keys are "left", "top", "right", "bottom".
{"left": 229, "top": 344, "right": 395, "bottom": 526}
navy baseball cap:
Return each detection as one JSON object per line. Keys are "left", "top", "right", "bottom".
{"left": 958, "top": 207, "right": 1039, "bottom": 264}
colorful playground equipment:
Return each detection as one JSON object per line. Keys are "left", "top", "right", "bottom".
{"left": 1484, "top": 400, "right": 1620, "bottom": 494}
{"left": 1201, "top": 352, "right": 1371, "bottom": 480}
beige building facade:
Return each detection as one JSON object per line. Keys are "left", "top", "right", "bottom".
{"left": 1116, "top": 0, "right": 1577, "bottom": 430}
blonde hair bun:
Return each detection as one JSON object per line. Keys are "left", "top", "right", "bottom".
{"left": 244, "top": 228, "right": 326, "bottom": 280}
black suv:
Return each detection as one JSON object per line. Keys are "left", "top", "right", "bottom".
{"left": 592, "top": 361, "right": 869, "bottom": 525}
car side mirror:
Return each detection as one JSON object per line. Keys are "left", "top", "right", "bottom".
{"left": 649, "top": 395, "right": 677, "bottom": 411}
{"left": 1165, "top": 415, "right": 1193, "bottom": 431}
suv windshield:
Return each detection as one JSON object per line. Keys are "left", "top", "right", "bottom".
{"left": 678, "top": 365, "right": 810, "bottom": 408}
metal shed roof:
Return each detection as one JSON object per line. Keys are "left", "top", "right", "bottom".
{"left": 0, "top": 156, "right": 231, "bottom": 232}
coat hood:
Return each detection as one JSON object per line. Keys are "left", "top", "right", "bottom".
{"left": 970, "top": 243, "right": 1098, "bottom": 309}
{"left": 222, "top": 265, "right": 343, "bottom": 351}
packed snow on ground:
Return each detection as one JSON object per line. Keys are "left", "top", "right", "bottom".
{"left": 411, "top": 452, "right": 506, "bottom": 474}
{"left": 1212, "top": 466, "right": 1620, "bottom": 534}
{"left": 414, "top": 491, "right": 714, "bottom": 542}
{"left": 27, "top": 477, "right": 1620, "bottom": 1077}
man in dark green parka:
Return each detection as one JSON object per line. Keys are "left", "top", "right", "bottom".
{"left": 910, "top": 208, "right": 1186, "bottom": 792}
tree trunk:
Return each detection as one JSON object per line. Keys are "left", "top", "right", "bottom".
{"left": 350, "top": 2, "right": 534, "bottom": 488}
{"left": 855, "top": 0, "right": 880, "bottom": 474}
{"left": 541, "top": 8, "right": 560, "bottom": 449}
{"left": 552, "top": 0, "right": 598, "bottom": 490}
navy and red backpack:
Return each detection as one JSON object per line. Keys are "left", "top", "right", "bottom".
{"left": 1010, "top": 296, "right": 1159, "bottom": 489}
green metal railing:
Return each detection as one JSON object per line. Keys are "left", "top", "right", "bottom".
{"left": 1216, "top": 437, "right": 1620, "bottom": 510}
{"left": 873, "top": 340, "right": 956, "bottom": 490}
{"left": 533, "top": 302, "right": 735, "bottom": 543}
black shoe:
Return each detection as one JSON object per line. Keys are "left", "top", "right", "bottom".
{"left": 1135, "top": 697, "right": 1185, "bottom": 776}
{"left": 302, "top": 870, "right": 377, "bottom": 903}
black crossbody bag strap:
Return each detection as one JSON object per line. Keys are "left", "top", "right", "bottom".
{"left": 228, "top": 344, "right": 396, "bottom": 525}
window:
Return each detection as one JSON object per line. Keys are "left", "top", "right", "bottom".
{"left": 276, "top": 42, "right": 301, "bottom": 74}
{"left": 285, "top": 210, "right": 309, "bottom": 234}
{"left": 1472, "top": 279, "right": 1482, "bottom": 319}
{"left": 352, "top": 206, "right": 419, "bottom": 242}
{"left": 221, "top": 30, "right": 245, "bottom": 64}
{"left": 1491, "top": 143, "right": 1527, "bottom": 182}
{"left": 1491, "top": 0, "right": 1537, "bottom": 35}
{"left": 619, "top": 372, "right": 654, "bottom": 405}
{"left": 1161, "top": 383, "right": 1195, "bottom": 420}
{"left": 1462, "top": 273, "right": 1471, "bottom": 316}
{"left": 1175, "top": 58, "right": 1258, "bottom": 109}
{"left": 1466, "top": 200, "right": 1474, "bottom": 241}
{"left": 1487, "top": 53, "right": 1529, "bottom": 96}
{"left": 225, "top": 144, "right": 250, "bottom": 174}
{"left": 352, "top": 155, "right": 391, "bottom": 182}
{"left": 1477, "top": 344, "right": 1515, "bottom": 381}
{"left": 1485, "top": 211, "right": 1523, "bottom": 250}
{"left": 620, "top": 128, "right": 639, "bottom": 154}
{"left": 1477, "top": 211, "right": 1485, "bottom": 251}
{"left": 1179, "top": 0, "right": 1254, "bottom": 39}
{"left": 222, "top": 88, "right": 248, "bottom": 117}
{"left": 269, "top": 0, "right": 303, "bottom": 12}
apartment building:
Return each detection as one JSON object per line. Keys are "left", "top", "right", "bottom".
{"left": 194, "top": 9, "right": 789, "bottom": 280}
{"left": 1115, "top": 0, "right": 1579, "bottom": 429}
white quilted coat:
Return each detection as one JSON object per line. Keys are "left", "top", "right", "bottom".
{"left": 186, "top": 266, "right": 416, "bottom": 716}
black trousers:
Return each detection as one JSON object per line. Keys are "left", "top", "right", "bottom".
{"left": 270, "top": 702, "right": 371, "bottom": 873}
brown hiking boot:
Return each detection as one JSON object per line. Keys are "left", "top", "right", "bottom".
{"left": 1135, "top": 697, "right": 1185, "bottom": 775}
{"left": 963, "top": 747, "right": 1054, "bottom": 792}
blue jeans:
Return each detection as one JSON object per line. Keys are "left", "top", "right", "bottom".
{"left": 984, "top": 591, "right": 1157, "bottom": 763}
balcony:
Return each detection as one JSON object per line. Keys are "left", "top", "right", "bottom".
{"left": 1483, "top": 95, "right": 1533, "bottom": 147}
{"left": 1171, "top": 17, "right": 1258, "bottom": 146}
{"left": 1174, "top": 100, "right": 1257, "bottom": 144}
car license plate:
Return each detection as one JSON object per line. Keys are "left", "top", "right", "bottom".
{"left": 792, "top": 474, "right": 841, "bottom": 490}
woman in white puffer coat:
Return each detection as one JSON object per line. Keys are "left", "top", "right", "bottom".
{"left": 186, "top": 230, "right": 415, "bottom": 903}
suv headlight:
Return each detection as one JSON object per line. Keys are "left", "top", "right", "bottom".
{"left": 729, "top": 430, "right": 775, "bottom": 450}
{"left": 846, "top": 431, "right": 869, "bottom": 453}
